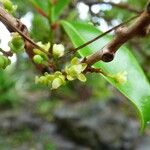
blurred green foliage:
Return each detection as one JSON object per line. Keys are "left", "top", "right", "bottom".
{"left": 30, "top": 15, "right": 51, "bottom": 43}
{"left": 11, "top": 0, "right": 32, "bottom": 17}
{"left": 35, "top": 100, "right": 62, "bottom": 121}
{"left": 0, "top": 69, "right": 19, "bottom": 108}
{"left": 0, "top": 128, "right": 56, "bottom": 149}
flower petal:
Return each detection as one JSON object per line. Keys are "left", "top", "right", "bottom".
{"left": 77, "top": 73, "right": 87, "bottom": 82}
{"left": 71, "top": 57, "right": 79, "bottom": 65}
{"left": 67, "top": 75, "right": 75, "bottom": 81}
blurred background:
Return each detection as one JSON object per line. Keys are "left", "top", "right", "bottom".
{"left": 0, "top": 0, "right": 150, "bottom": 149}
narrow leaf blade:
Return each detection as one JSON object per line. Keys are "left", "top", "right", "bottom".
{"left": 52, "top": 0, "right": 70, "bottom": 21}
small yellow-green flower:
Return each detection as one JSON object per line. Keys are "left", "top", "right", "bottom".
{"left": 65, "top": 57, "right": 87, "bottom": 82}
{"left": 51, "top": 71, "right": 66, "bottom": 89}
{"left": 111, "top": 71, "right": 128, "bottom": 84}
{"left": 33, "top": 49, "right": 48, "bottom": 61}
{"left": 33, "top": 55, "right": 44, "bottom": 64}
{"left": 0, "top": 0, "right": 17, "bottom": 14}
{"left": 52, "top": 44, "right": 65, "bottom": 58}
{"left": 37, "top": 42, "right": 50, "bottom": 52}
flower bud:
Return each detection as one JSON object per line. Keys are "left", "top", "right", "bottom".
{"left": 33, "top": 49, "right": 48, "bottom": 61}
{"left": 52, "top": 44, "right": 65, "bottom": 58}
{"left": 0, "top": 55, "right": 11, "bottom": 69}
{"left": 0, "top": 0, "right": 17, "bottom": 14}
{"left": 9, "top": 33, "right": 25, "bottom": 53}
{"left": 35, "top": 76, "right": 47, "bottom": 85}
{"left": 33, "top": 55, "right": 44, "bottom": 64}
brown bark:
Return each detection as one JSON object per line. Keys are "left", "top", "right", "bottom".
{"left": 84, "top": 1, "right": 150, "bottom": 66}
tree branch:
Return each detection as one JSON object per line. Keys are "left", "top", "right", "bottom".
{"left": 0, "top": 6, "right": 52, "bottom": 72}
{"left": 84, "top": 2, "right": 150, "bottom": 66}
{"left": 71, "top": 15, "right": 139, "bottom": 53}
{"left": 0, "top": 7, "right": 50, "bottom": 55}
{"left": 58, "top": 15, "right": 139, "bottom": 63}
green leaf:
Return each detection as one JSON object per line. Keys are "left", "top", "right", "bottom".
{"left": 61, "top": 20, "right": 150, "bottom": 130}
{"left": 29, "top": 0, "right": 70, "bottom": 21}
{"left": 51, "top": 0, "right": 70, "bottom": 22}
{"left": 29, "top": 0, "right": 49, "bottom": 15}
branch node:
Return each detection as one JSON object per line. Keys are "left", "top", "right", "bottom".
{"left": 101, "top": 51, "right": 114, "bottom": 62}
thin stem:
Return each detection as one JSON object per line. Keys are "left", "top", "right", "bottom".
{"left": 71, "top": 15, "right": 139, "bottom": 53}
{"left": 0, "top": 6, "right": 55, "bottom": 72}
{"left": 48, "top": 0, "right": 54, "bottom": 53}
{"left": 58, "top": 14, "right": 139, "bottom": 63}
{"left": 0, "top": 48, "right": 13, "bottom": 57}
{"left": 28, "top": 0, "right": 48, "bottom": 18}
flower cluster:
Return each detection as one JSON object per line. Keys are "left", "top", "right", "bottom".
{"left": 33, "top": 43, "right": 65, "bottom": 65}
{"left": 0, "top": 32, "right": 25, "bottom": 70}
{"left": 35, "top": 71, "right": 66, "bottom": 90}
{"left": 65, "top": 57, "right": 87, "bottom": 82}
{"left": 34, "top": 57, "right": 88, "bottom": 90}
{"left": 0, "top": 0, "right": 17, "bottom": 14}
{"left": 8, "top": 32, "right": 25, "bottom": 53}
{"left": 33, "top": 42, "right": 50, "bottom": 65}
